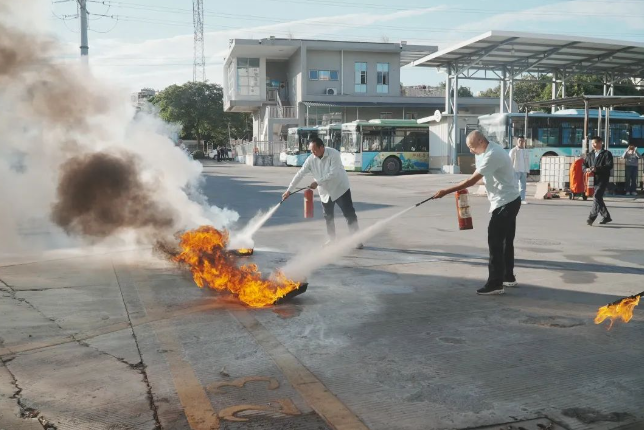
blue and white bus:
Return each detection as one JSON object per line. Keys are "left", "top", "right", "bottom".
{"left": 340, "top": 119, "right": 429, "bottom": 175}
{"left": 478, "top": 109, "right": 644, "bottom": 170}
{"left": 317, "top": 123, "right": 342, "bottom": 151}
{"left": 281, "top": 126, "right": 319, "bottom": 167}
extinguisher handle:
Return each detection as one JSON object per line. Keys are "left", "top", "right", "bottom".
{"left": 280, "top": 187, "right": 310, "bottom": 203}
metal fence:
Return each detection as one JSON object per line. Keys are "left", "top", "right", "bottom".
{"left": 232, "top": 140, "right": 286, "bottom": 156}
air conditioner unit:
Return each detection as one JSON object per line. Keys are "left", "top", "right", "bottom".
{"left": 325, "top": 87, "right": 337, "bottom": 95}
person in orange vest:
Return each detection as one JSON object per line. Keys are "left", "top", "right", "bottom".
{"left": 584, "top": 136, "right": 613, "bottom": 226}
{"left": 282, "top": 137, "right": 363, "bottom": 249}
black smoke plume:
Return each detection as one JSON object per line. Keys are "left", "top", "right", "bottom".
{"left": 51, "top": 151, "right": 178, "bottom": 238}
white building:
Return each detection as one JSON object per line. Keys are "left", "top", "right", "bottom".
{"left": 223, "top": 38, "right": 501, "bottom": 143}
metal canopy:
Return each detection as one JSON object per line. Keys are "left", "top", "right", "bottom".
{"left": 520, "top": 95, "right": 644, "bottom": 109}
{"left": 411, "top": 31, "right": 644, "bottom": 78}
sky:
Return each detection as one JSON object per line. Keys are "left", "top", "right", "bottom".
{"left": 47, "top": 0, "right": 644, "bottom": 94}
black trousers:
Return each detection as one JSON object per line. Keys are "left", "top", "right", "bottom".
{"left": 487, "top": 197, "right": 521, "bottom": 286}
{"left": 321, "top": 189, "right": 359, "bottom": 238}
{"left": 589, "top": 179, "right": 611, "bottom": 221}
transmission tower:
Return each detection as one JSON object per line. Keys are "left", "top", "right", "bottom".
{"left": 192, "top": 0, "right": 205, "bottom": 82}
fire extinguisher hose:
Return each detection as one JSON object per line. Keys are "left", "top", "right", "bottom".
{"left": 280, "top": 187, "right": 310, "bottom": 204}
{"left": 414, "top": 196, "right": 435, "bottom": 207}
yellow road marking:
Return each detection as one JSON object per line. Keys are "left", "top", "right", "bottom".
{"left": 231, "top": 310, "right": 370, "bottom": 430}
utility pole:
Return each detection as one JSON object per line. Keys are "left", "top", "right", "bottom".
{"left": 79, "top": 0, "right": 89, "bottom": 61}
{"left": 192, "top": 0, "right": 205, "bottom": 81}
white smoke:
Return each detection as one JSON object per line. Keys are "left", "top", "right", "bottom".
{"left": 0, "top": 2, "right": 238, "bottom": 256}
{"left": 281, "top": 206, "right": 414, "bottom": 281}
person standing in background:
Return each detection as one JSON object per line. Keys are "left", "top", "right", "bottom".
{"left": 622, "top": 144, "right": 640, "bottom": 196}
{"left": 509, "top": 136, "right": 530, "bottom": 204}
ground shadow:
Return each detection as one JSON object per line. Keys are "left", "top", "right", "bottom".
{"left": 201, "top": 174, "right": 393, "bottom": 229}
{"left": 364, "top": 246, "right": 644, "bottom": 276}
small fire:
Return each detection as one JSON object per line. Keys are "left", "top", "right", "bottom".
{"left": 236, "top": 248, "right": 254, "bottom": 256}
{"left": 595, "top": 294, "right": 641, "bottom": 329}
{"left": 172, "top": 226, "right": 300, "bottom": 308}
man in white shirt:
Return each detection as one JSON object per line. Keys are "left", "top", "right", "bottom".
{"left": 282, "top": 137, "right": 362, "bottom": 248}
{"left": 433, "top": 131, "right": 521, "bottom": 295}
{"left": 508, "top": 135, "right": 530, "bottom": 204}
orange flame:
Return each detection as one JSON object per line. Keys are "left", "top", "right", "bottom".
{"left": 594, "top": 295, "right": 641, "bottom": 329}
{"left": 236, "top": 248, "right": 254, "bottom": 255}
{"left": 172, "top": 226, "right": 300, "bottom": 308}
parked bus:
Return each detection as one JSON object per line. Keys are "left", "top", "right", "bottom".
{"left": 317, "top": 123, "right": 342, "bottom": 151}
{"left": 478, "top": 109, "right": 644, "bottom": 170}
{"left": 340, "top": 119, "right": 429, "bottom": 175}
{"left": 281, "top": 126, "right": 319, "bottom": 166}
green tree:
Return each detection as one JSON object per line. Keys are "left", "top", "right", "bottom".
{"left": 478, "top": 74, "right": 643, "bottom": 112}
{"left": 152, "top": 82, "right": 251, "bottom": 151}
{"left": 438, "top": 81, "right": 474, "bottom": 97}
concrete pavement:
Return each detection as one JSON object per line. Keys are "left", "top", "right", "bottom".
{"left": 0, "top": 161, "right": 643, "bottom": 430}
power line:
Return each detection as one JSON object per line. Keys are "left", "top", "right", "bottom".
{"left": 95, "top": 0, "right": 644, "bottom": 18}
{"left": 87, "top": 1, "right": 644, "bottom": 40}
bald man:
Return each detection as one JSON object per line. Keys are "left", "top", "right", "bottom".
{"left": 434, "top": 131, "right": 521, "bottom": 295}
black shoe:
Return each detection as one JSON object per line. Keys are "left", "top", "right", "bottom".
{"left": 586, "top": 218, "right": 595, "bottom": 226}
{"left": 503, "top": 275, "right": 517, "bottom": 287}
{"left": 599, "top": 217, "right": 612, "bottom": 225}
{"left": 477, "top": 284, "right": 505, "bottom": 295}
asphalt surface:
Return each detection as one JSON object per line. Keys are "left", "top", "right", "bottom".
{"left": 1, "top": 160, "right": 643, "bottom": 430}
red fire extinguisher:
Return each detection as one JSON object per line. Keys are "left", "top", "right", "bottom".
{"left": 304, "top": 189, "right": 314, "bottom": 218}
{"left": 455, "top": 189, "right": 473, "bottom": 230}
{"left": 584, "top": 171, "right": 595, "bottom": 198}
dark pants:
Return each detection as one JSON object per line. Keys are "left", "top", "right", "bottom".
{"left": 487, "top": 197, "right": 521, "bottom": 286}
{"left": 589, "top": 179, "right": 611, "bottom": 221}
{"left": 321, "top": 189, "right": 359, "bottom": 239}
{"left": 625, "top": 165, "right": 638, "bottom": 193}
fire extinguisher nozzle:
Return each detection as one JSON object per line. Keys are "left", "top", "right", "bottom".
{"left": 415, "top": 196, "right": 435, "bottom": 207}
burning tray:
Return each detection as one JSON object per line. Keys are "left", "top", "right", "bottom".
{"left": 276, "top": 282, "right": 308, "bottom": 304}
{"left": 229, "top": 248, "right": 254, "bottom": 257}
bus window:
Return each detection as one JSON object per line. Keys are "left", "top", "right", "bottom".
{"left": 393, "top": 129, "right": 406, "bottom": 151}
{"left": 404, "top": 130, "right": 429, "bottom": 152}
{"left": 363, "top": 127, "right": 382, "bottom": 151}
{"left": 562, "top": 122, "right": 583, "bottom": 146}
{"left": 633, "top": 125, "right": 642, "bottom": 139}
{"left": 536, "top": 128, "right": 559, "bottom": 146}
{"left": 479, "top": 121, "right": 509, "bottom": 148}
{"left": 341, "top": 130, "right": 360, "bottom": 153}
{"left": 609, "top": 123, "right": 629, "bottom": 146}
{"left": 381, "top": 128, "right": 394, "bottom": 151}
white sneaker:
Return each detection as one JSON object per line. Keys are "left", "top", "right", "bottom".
{"left": 521, "top": 200, "right": 528, "bottom": 205}
{"left": 632, "top": 192, "right": 638, "bottom": 196}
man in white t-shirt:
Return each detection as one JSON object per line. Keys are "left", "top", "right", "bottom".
{"left": 508, "top": 135, "right": 530, "bottom": 204}
{"left": 434, "top": 131, "right": 521, "bottom": 295}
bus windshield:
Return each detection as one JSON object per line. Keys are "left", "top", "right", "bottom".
{"left": 287, "top": 133, "right": 299, "bottom": 153}
{"left": 341, "top": 129, "right": 360, "bottom": 153}
{"left": 478, "top": 114, "right": 510, "bottom": 148}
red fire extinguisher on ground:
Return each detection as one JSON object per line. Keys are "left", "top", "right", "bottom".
{"left": 584, "top": 171, "right": 595, "bottom": 198}
{"left": 455, "top": 189, "right": 473, "bottom": 230}
{"left": 304, "top": 189, "right": 314, "bottom": 218}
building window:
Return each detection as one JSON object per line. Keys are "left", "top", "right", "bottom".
{"left": 380, "top": 112, "right": 393, "bottom": 119}
{"left": 237, "top": 57, "right": 260, "bottom": 96}
{"left": 404, "top": 112, "right": 418, "bottom": 120}
{"left": 310, "top": 70, "right": 339, "bottom": 81}
{"left": 355, "top": 62, "right": 367, "bottom": 93}
{"left": 377, "top": 63, "right": 389, "bottom": 93}
{"left": 227, "top": 62, "right": 234, "bottom": 100}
